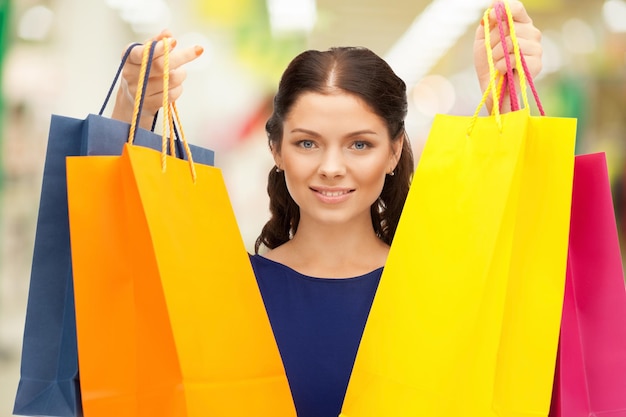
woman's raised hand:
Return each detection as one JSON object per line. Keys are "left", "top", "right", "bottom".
{"left": 473, "top": 1, "right": 543, "bottom": 110}
{"left": 111, "top": 29, "right": 204, "bottom": 129}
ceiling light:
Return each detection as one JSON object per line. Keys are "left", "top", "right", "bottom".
{"left": 412, "top": 75, "right": 456, "bottom": 117}
{"left": 106, "top": 0, "right": 171, "bottom": 34}
{"left": 603, "top": 0, "right": 626, "bottom": 32}
{"left": 385, "top": 0, "right": 491, "bottom": 88}
{"left": 562, "top": 18, "right": 596, "bottom": 54}
{"left": 18, "top": 5, "right": 55, "bottom": 41}
{"left": 266, "top": 0, "right": 317, "bottom": 36}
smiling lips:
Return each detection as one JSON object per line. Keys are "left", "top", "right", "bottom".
{"left": 311, "top": 187, "right": 355, "bottom": 203}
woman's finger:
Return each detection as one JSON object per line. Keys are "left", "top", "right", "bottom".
{"left": 490, "top": 32, "right": 542, "bottom": 63}
{"left": 491, "top": 37, "right": 543, "bottom": 76}
{"left": 486, "top": 0, "right": 532, "bottom": 27}
{"left": 140, "top": 67, "right": 188, "bottom": 98}
{"left": 128, "top": 41, "right": 202, "bottom": 76}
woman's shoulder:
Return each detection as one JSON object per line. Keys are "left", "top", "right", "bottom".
{"left": 248, "top": 253, "right": 282, "bottom": 271}
{"left": 249, "top": 253, "right": 312, "bottom": 279}
{"left": 249, "top": 253, "right": 300, "bottom": 279}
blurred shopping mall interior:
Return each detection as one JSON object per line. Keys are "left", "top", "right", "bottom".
{"left": 0, "top": 0, "right": 625, "bottom": 414}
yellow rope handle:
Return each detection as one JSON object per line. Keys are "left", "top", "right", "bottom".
{"left": 493, "top": 73, "right": 506, "bottom": 116}
{"left": 161, "top": 38, "right": 177, "bottom": 162}
{"left": 128, "top": 41, "right": 154, "bottom": 145}
{"left": 467, "top": 7, "right": 502, "bottom": 137}
{"left": 158, "top": 37, "right": 197, "bottom": 182}
{"left": 161, "top": 38, "right": 170, "bottom": 172}
{"left": 167, "top": 104, "right": 177, "bottom": 160}
{"left": 483, "top": 7, "right": 501, "bottom": 125}
{"left": 171, "top": 101, "right": 197, "bottom": 182}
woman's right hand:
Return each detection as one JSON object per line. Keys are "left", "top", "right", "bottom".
{"left": 111, "top": 29, "right": 204, "bottom": 129}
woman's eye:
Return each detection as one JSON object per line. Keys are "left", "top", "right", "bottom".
{"left": 352, "top": 141, "right": 369, "bottom": 150}
{"left": 299, "top": 140, "right": 315, "bottom": 149}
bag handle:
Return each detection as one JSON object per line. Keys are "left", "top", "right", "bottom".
{"left": 493, "top": 1, "right": 545, "bottom": 116}
{"left": 467, "top": 0, "right": 542, "bottom": 136}
{"left": 98, "top": 40, "right": 190, "bottom": 162}
{"left": 160, "top": 38, "right": 196, "bottom": 181}
{"left": 466, "top": 4, "right": 505, "bottom": 136}
{"left": 98, "top": 42, "right": 141, "bottom": 116}
{"left": 127, "top": 40, "right": 157, "bottom": 145}
{"left": 494, "top": 2, "right": 519, "bottom": 113}
{"left": 97, "top": 42, "right": 161, "bottom": 133}
{"left": 128, "top": 40, "right": 197, "bottom": 182}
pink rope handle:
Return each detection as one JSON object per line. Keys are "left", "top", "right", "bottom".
{"left": 495, "top": 2, "right": 519, "bottom": 111}
{"left": 494, "top": 1, "right": 545, "bottom": 116}
{"left": 520, "top": 52, "right": 545, "bottom": 115}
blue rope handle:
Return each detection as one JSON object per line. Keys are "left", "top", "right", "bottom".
{"left": 98, "top": 42, "right": 141, "bottom": 115}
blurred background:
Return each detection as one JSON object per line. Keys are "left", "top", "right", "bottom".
{"left": 0, "top": 0, "right": 625, "bottom": 414}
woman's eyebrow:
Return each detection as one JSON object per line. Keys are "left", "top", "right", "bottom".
{"left": 346, "top": 130, "right": 378, "bottom": 137}
{"left": 290, "top": 128, "right": 378, "bottom": 137}
{"left": 290, "top": 128, "right": 320, "bottom": 136}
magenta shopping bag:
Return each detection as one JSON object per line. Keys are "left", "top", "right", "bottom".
{"left": 550, "top": 152, "right": 626, "bottom": 417}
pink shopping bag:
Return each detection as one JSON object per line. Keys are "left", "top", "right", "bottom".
{"left": 550, "top": 152, "right": 626, "bottom": 417}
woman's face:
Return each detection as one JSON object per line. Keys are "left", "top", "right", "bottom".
{"left": 273, "top": 91, "right": 401, "bottom": 229}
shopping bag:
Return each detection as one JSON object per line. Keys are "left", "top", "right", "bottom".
{"left": 549, "top": 153, "right": 626, "bottom": 417}
{"left": 13, "top": 41, "right": 214, "bottom": 417}
{"left": 491, "top": 3, "right": 574, "bottom": 413}
{"left": 66, "top": 39, "right": 296, "bottom": 417}
{"left": 341, "top": 2, "right": 576, "bottom": 416}
{"left": 68, "top": 147, "right": 295, "bottom": 417}
{"left": 12, "top": 116, "right": 84, "bottom": 417}
{"left": 491, "top": 111, "right": 573, "bottom": 417}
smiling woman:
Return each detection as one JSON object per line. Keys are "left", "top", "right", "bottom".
{"left": 258, "top": 47, "right": 414, "bottom": 265}
{"left": 272, "top": 91, "right": 405, "bottom": 250}
{"left": 108, "top": 3, "right": 545, "bottom": 413}
{"left": 268, "top": 89, "right": 405, "bottom": 274}
{"left": 248, "top": 48, "right": 413, "bottom": 417}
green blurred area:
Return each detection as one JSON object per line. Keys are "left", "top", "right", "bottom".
{"left": 193, "top": 0, "right": 307, "bottom": 88}
{"left": 0, "top": 0, "right": 10, "bottom": 194}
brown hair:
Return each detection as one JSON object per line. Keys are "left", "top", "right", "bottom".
{"left": 254, "top": 46, "right": 414, "bottom": 253}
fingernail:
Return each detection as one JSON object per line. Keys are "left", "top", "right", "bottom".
{"left": 171, "top": 38, "right": 177, "bottom": 48}
{"left": 194, "top": 45, "right": 204, "bottom": 56}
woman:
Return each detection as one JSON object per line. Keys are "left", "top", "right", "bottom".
{"left": 112, "top": 2, "right": 542, "bottom": 415}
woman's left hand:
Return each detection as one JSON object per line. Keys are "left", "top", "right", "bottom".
{"left": 473, "top": 1, "right": 543, "bottom": 104}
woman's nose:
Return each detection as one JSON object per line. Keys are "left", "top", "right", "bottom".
{"left": 317, "top": 148, "right": 347, "bottom": 178}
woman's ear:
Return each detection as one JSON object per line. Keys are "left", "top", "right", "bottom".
{"left": 272, "top": 147, "right": 283, "bottom": 170}
{"left": 389, "top": 136, "right": 404, "bottom": 173}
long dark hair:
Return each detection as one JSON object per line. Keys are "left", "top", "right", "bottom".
{"left": 254, "top": 46, "right": 414, "bottom": 253}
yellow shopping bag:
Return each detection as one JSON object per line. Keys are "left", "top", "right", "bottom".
{"left": 341, "top": 2, "right": 576, "bottom": 416}
{"left": 68, "top": 40, "right": 295, "bottom": 416}
{"left": 491, "top": 4, "right": 576, "bottom": 414}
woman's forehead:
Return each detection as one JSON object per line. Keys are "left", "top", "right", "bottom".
{"left": 287, "top": 91, "right": 381, "bottom": 121}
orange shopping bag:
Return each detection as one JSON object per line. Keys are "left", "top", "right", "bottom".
{"left": 67, "top": 40, "right": 295, "bottom": 416}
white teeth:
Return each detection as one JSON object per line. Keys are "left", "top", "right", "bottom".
{"left": 319, "top": 190, "right": 348, "bottom": 197}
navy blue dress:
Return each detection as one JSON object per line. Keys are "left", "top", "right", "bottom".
{"left": 250, "top": 254, "right": 382, "bottom": 417}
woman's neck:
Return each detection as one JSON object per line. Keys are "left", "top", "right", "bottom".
{"left": 263, "top": 219, "right": 389, "bottom": 278}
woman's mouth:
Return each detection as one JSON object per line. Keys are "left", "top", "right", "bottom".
{"left": 318, "top": 190, "right": 351, "bottom": 197}
{"left": 311, "top": 187, "right": 354, "bottom": 203}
